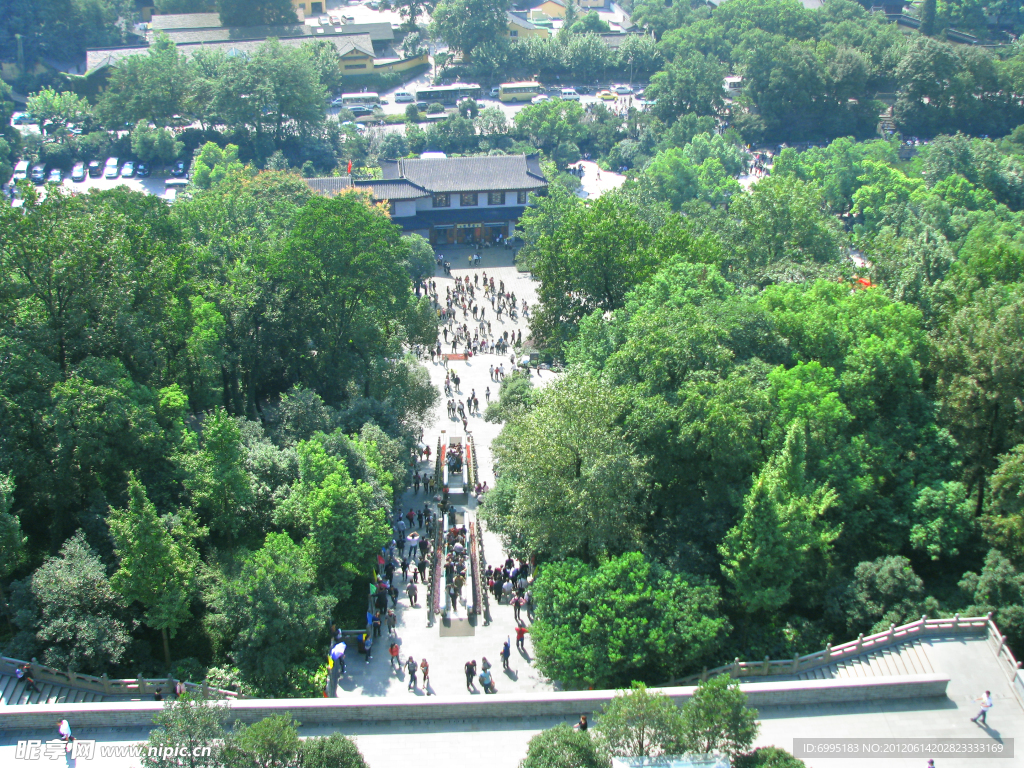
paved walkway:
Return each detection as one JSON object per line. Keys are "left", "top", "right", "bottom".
{"left": 331, "top": 245, "right": 562, "bottom": 700}
{"left": 575, "top": 160, "right": 625, "bottom": 199}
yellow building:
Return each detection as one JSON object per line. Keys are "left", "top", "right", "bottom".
{"left": 506, "top": 12, "right": 550, "bottom": 39}
{"left": 291, "top": 0, "right": 323, "bottom": 20}
{"left": 532, "top": 0, "right": 568, "bottom": 19}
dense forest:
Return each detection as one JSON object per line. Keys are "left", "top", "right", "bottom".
{"left": 482, "top": 130, "right": 1024, "bottom": 689}
{"left": 0, "top": 176, "right": 438, "bottom": 696}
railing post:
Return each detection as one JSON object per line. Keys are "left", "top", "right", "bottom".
{"left": 920, "top": 614, "right": 927, "bottom": 631}
{"left": 701, "top": 666, "right": 708, "bottom": 682}
{"left": 101, "top": 673, "right": 111, "bottom": 694}
{"left": 791, "top": 655, "right": 800, "bottom": 673}
{"left": 856, "top": 634, "right": 864, "bottom": 651}
{"left": 762, "top": 655, "right": 770, "bottom": 675}
{"left": 732, "top": 658, "right": 740, "bottom": 677}
{"left": 137, "top": 675, "right": 147, "bottom": 695}
{"left": 202, "top": 680, "right": 210, "bottom": 699}
{"left": 953, "top": 613, "right": 960, "bottom": 629}
{"left": 824, "top": 643, "right": 832, "bottom": 661}
{"left": 67, "top": 667, "right": 75, "bottom": 686}
{"left": 888, "top": 623, "right": 896, "bottom": 641}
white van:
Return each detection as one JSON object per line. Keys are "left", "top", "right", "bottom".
{"left": 560, "top": 88, "right": 580, "bottom": 101}
{"left": 394, "top": 91, "right": 414, "bottom": 103}
{"left": 11, "top": 159, "right": 29, "bottom": 183}
{"left": 490, "top": 86, "right": 501, "bottom": 98}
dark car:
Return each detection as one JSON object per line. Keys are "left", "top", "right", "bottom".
{"left": 416, "top": 101, "right": 429, "bottom": 111}
{"left": 135, "top": 162, "right": 150, "bottom": 178}
{"left": 170, "top": 160, "right": 187, "bottom": 178}
{"left": 88, "top": 160, "right": 103, "bottom": 178}
{"left": 30, "top": 164, "right": 46, "bottom": 184}
{"left": 348, "top": 106, "right": 373, "bottom": 118}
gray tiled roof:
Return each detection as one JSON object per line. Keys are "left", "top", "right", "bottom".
{"left": 353, "top": 179, "right": 427, "bottom": 200}
{"left": 381, "top": 155, "right": 547, "bottom": 193}
{"left": 304, "top": 176, "right": 354, "bottom": 196}
{"left": 149, "top": 13, "right": 223, "bottom": 30}
{"left": 159, "top": 21, "right": 394, "bottom": 45}
{"left": 86, "top": 34, "right": 374, "bottom": 73}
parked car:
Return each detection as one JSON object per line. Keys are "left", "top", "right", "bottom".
{"left": 121, "top": 161, "right": 135, "bottom": 178}
{"left": 318, "top": 14, "right": 331, "bottom": 24}
{"left": 135, "top": 162, "right": 150, "bottom": 178}
{"left": 30, "top": 164, "right": 46, "bottom": 184}
{"left": 416, "top": 101, "right": 429, "bottom": 111}
{"left": 11, "top": 159, "right": 29, "bottom": 182}
{"left": 531, "top": 94, "right": 550, "bottom": 104}
{"left": 394, "top": 91, "right": 414, "bottom": 103}
{"left": 331, "top": 96, "right": 346, "bottom": 107}
{"left": 170, "top": 160, "right": 187, "bottom": 178}
{"left": 490, "top": 86, "right": 501, "bottom": 98}
{"left": 597, "top": 89, "right": 615, "bottom": 100}
{"left": 104, "top": 157, "right": 120, "bottom": 179}
{"left": 11, "top": 112, "right": 34, "bottom": 126}
{"left": 47, "top": 167, "right": 63, "bottom": 183}
{"left": 349, "top": 106, "right": 374, "bottom": 117}
{"left": 613, "top": 84, "right": 633, "bottom": 95}
{"left": 71, "top": 162, "right": 86, "bottom": 182}
{"left": 560, "top": 88, "right": 580, "bottom": 101}
{"left": 88, "top": 159, "right": 103, "bottom": 178}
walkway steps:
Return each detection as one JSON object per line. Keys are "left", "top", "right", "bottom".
{"left": 796, "top": 639, "right": 935, "bottom": 681}
{"left": 0, "top": 672, "right": 134, "bottom": 706}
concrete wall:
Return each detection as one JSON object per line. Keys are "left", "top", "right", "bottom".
{"left": 414, "top": 192, "right": 524, "bottom": 212}
{"left": 0, "top": 674, "right": 948, "bottom": 731}
{"left": 373, "top": 53, "right": 429, "bottom": 74}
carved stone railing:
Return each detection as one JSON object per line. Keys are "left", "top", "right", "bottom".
{"left": 660, "top": 614, "right": 1019, "bottom": 687}
{"left": 0, "top": 656, "right": 239, "bottom": 701}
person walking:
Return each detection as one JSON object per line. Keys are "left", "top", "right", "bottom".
{"left": 465, "top": 660, "right": 477, "bottom": 691}
{"left": 971, "top": 690, "right": 993, "bottom": 724}
{"left": 407, "top": 656, "right": 418, "bottom": 690}
{"left": 389, "top": 641, "right": 401, "bottom": 671}
{"left": 574, "top": 715, "right": 588, "bottom": 732}
{"left": 516, "top": 623, "right": 529, "bottom": 652}
{"left": 501, "top": 640, "right": 511, "bottom": 670}
{"left": 371, "top": 611, "right": 382, "bottom": 638}
{"left": 406, "top": 580, "right": 419, "bottom": 606}
{"left": 386, "top": 609, "right": 397, "bottom": 635}
{"left": 420, "top": 658, "right": 430, "bottom": 689}
{"left": 16, "top": 664, "right": 40, "bottom": 694}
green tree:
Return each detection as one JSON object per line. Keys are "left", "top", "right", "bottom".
{"left": 645, "top": 52, "right": 725, "bottom": 124}
{"left": 142, "top": 693, "right": 226, "bottom": 768}
{"left": 98, "top": 35, "right": 192, "bottom": 128}
{"left": 207, "top": 533, "right": 335, "bottom": 694}
{"left": 986, "top": 444, "right": 1024, "bottom": 563}
{"left": 431, "top": 0, "right": 511, "bottom": 55}
{"left": 719, "top": 422, "right": 841, "bottom": 616}
{"left": 176, "top": 407, "right": 254, "bottom": 540}
{"left": 402, "top": 234, "right": 435, "bottom": 289}
{"left": 514, "top": 99, "right": 587, "bottom": 155}
{"left": 934, "top": 287, "right": 1024, "bottom": 515}
{"left": 485, "top": 371, "right": 650, "bottom": 560}
{"left": 191, "top": 142, "right": 244, "bottom": 190}
{"left": 222, "top": 713, "right": 301, "bottom": 768}
{"left": 596, "top": 683, "right": 684, "bottom": 758}
{"left": 25, "top": 87, "right": 91, "bottom": 141}
{"left": 521, "top": 723, "right": 609, "bottom": 768}
{"left": 958, "top": 549, "right": 1024, "bottom": 651}
{"left": 8, "top": 531, "right": 131, "bottom": 674}
{"left": 0, "top": 473, "right": 25, "bottom": 589}
{"left": 108, "top": 473, "right": 205, "bottom": 668}
{"left": 300, "top": 734, "right": 370, "bottom": 768}
{"left": 131, "top": 121, "right": 184, "bottom": 164}
{"left": 678, "top": 674, "right": 759, "bottom": 757}
{"left": 531, "top": 553, "right": 728, "bottom": 689}
{"left": 841, "top": 556, "right": 924, "bottom": 635}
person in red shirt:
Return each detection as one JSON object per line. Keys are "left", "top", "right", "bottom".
{"left": 515, "top": 624, "right": 528, "bottom": 652}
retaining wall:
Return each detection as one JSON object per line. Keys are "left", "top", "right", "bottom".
{"left": 0, "top": 674, "right": 949, "bottom": 731}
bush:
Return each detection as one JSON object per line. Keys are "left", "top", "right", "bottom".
{"left": 522, "top": 723, "right": 608, "bottom": 768}
{"left": 39, "top": 141, "right": 73, "bottom": 169}
{"left": 734, "top": 747, "right": 806, "bottom": 768}
{"left": 301, "top": 733, "right": 370, "bottom": 768}
{"left": 405, "top": 104, "right": 421, "bottom": 122}
{"left": 427, "top": 102, "right": 445, "bottom": 114}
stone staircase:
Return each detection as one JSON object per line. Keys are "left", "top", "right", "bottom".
{"left": 795, "top": 638, "right": 934, "bottom": 681}
{"left": 0, "top": 673, "right": 131, "bottom": 706}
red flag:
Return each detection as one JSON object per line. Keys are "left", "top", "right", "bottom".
{"left": 347, "top": 160, "right": 352, "bottom": 174}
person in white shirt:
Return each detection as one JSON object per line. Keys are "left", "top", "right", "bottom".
{"left": 970, "top": 690, "right": 993, "bottom": 725}
{"left": 57, "top": 719, "right": 72, "bottom": 741}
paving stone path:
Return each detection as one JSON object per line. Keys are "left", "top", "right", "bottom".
{"left": 331, "top": 245, "right": 562, "bottom": 700}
